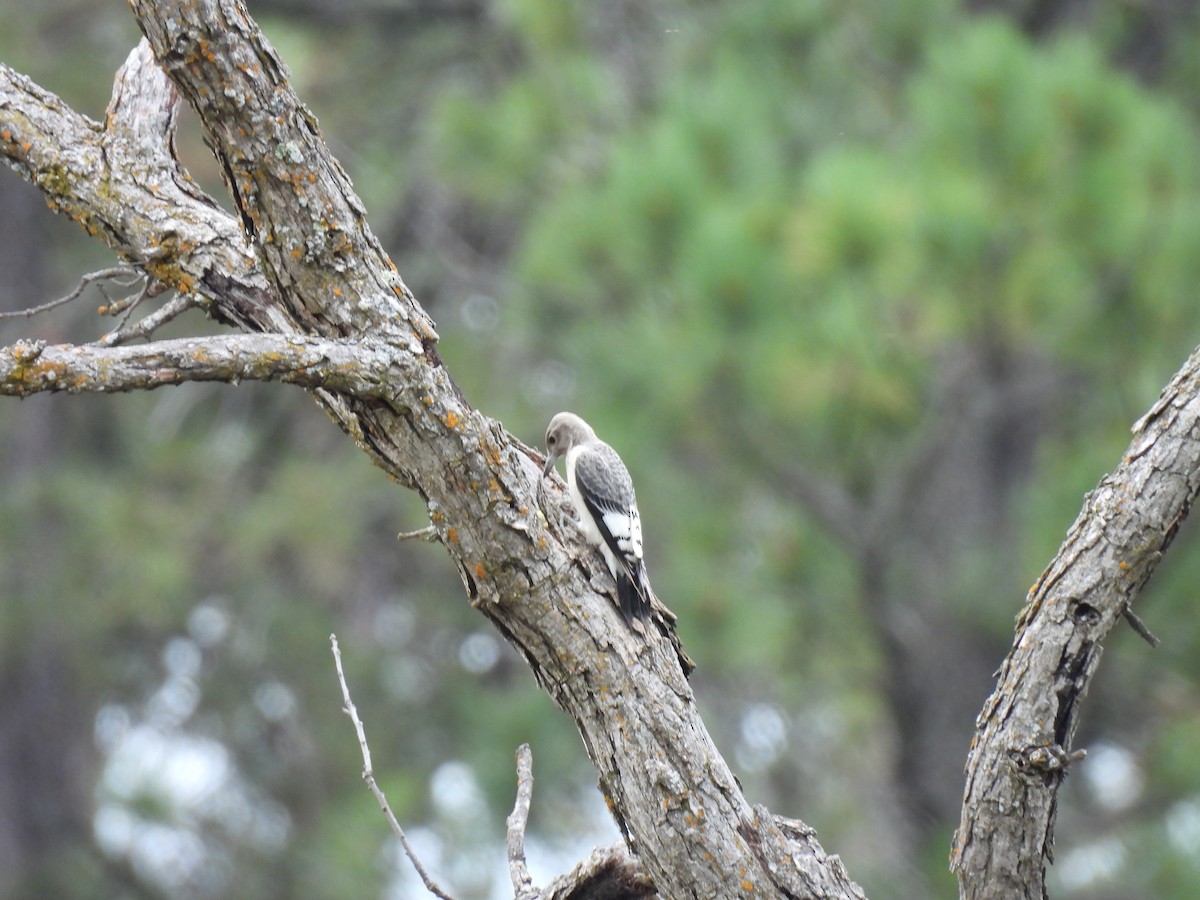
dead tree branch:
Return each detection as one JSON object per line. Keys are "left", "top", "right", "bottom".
{"left": 97, "top": 291, "right": 192, "bottom": 346}
{"left": 330, "top": 634, "right": 455, "bottom": 900}
{"left": 952, "top": 344, "right": 1200, "bottom": 899}
{"left": 506, "top": 744, "right": 537, "bottom": 900}
{"left": 1, "top": 43, "right": 279, "bottom": 334}
{"left": 543, "top": 845, "right": 654, "bottom": 900}
{"left": 0, "top": 266, "right": 142, "bottom": 320}
{"left": 0, "top": 334, "right": 412, "bottom": 399}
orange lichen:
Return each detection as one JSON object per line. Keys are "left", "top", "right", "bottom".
{"left": 34, "top": 358, "right": 70, "bottom": 385}
{"left": 447, "top": 527, "right": 459, "bottom": 543}
{"left": 474, "top": 562, "right": 487, "bottom": 580}
{"left": 444, "top": 410, "right": 460, "bottom": 429}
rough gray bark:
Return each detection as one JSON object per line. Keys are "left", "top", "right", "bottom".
{"left": 1, "top": 3, "right": 865, "bottom": 897}
{"left": 0, "top": 334, "right": 412, "bottom": 398}
{"left": 951, "top": 347, "right": 1200, "bottom": 898}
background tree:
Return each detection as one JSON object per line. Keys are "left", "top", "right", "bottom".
{"left": 4, "top": 1, "right": 1200, "bottom": 898}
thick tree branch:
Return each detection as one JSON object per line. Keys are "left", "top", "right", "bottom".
{"left": 129, "top": 3, "right": 432, "bottom": 344}
{"left": 0, "top": 334, "right": 411, "bottom": 398}
{"left": 0, "top": 43, "right": 279, "bottom": 333}
{"left": 952, "top": 344, "right": 1200, "bottom": 898}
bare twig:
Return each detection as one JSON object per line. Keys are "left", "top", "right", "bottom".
{"left": 396, "top": 525, "right": 440, "bottom": 543}
{"left": 97, "top": 275, "right": 159, "bottom": 333}
{"left": 507, "top": 743, "right": 538, "bottom": 900}
{"left": 1123, "top": 607, "right": 1161, "bottom": 648}
{"left": 0, "top": 266, "right": 141, "bottom": 320}
{"left": 330, "top": 634, "right": 456, "bottom": 900}
{"left": 97, "top": 278, "right": 151, "bottom": 317}
{"left": 96, "top": 291, "right": 191, "bottom": 347}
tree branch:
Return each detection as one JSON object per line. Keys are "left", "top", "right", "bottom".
{"left": 952, "top": 344, "right": 1200, "bottom": 898}
{"left": 330, "top": 634, "right": 456, "bottom": 900}
{"left": 0, "top": 335, "right": 412, "bottom": 399}
{"left": 0, "top": 267, "right": 142, "bottom": 320}
{"left": 506, "top": 744, "right": 537, "bottom": 900}
{"left": 128, "top": 2, "right": 433, "bottom": 344}
{"left": 97, "top": 291, "right": 192, "bottom": 347}
{"left": 1, "top": 44, "right": 279, "bottom": 333}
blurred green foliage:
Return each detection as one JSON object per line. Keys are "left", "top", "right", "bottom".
{"left": 5, "top": 1, "right": 1200, "bottom": 898}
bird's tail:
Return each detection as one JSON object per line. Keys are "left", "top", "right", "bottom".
{"left": 617, "top": 564, "right": 653, "bottom": 626}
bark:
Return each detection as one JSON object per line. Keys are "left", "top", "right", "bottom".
{"left": 1, "top": 3, "right": 865, "bottom": 897}
{"left": 0, "top": 335, "right": 414, "bottom": 398}
{"left": 0, "top": 46, "right": 276, "bottom": 333}
{"left": 951, "top": 347, "right": 1200, "bottom": 898}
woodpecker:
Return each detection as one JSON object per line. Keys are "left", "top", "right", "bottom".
{"left": 542, "top": 412, "right": 653, "bottom": 627}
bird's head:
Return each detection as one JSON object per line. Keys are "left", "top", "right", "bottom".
{"left": 542, "top": 411, "right": 596, "bottom": 477}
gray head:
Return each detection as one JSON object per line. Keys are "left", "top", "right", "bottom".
{"left": 542, "top": 411, "right": 598, "bottom": 477}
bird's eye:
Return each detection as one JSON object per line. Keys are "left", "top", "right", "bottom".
{"left": 547, "top": 435, "right": 556, "bottom": 446}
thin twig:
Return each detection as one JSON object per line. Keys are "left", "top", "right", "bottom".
{"left": 0, "top": 266, "right": 140, "bottom": 320}
{"left": 96, "top": 291, "right": 191, "bottom": 347}
{"left": 329, "top": 634, "right": 456, "bottom": 900}
{"left": 1122, "top": 607, "right": 1161, "bottom": 648}
{"left": 98, "top": 278, "right": 156, "bottom": 331}
{"left": 506, "top": 743, "right": 538, "bottom": 900}
{"left": 396, "top": 525, "right": 439, "bottom": 543}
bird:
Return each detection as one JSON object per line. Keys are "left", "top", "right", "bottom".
{"left": 542, "top": 412, "right": 654, "bottom": 627}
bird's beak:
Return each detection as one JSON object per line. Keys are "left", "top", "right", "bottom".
{"left": 542, "top": 453, "right": 558, "bottom": 478}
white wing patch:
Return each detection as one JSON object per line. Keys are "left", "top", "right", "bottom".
{"left": 601, "top": 508, "right": 643, "bottom": 564}
{"left": 565, "top": 441, "right": 645, "bottom": 574}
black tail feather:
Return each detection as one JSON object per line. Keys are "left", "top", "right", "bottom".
{"left": 616, "top": 566, "right": 652, "bottom": 626}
